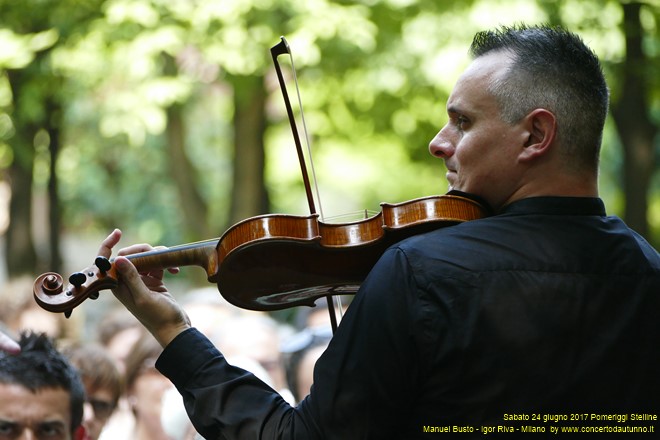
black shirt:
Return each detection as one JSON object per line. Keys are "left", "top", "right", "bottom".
{"left": 157, "top": 197, "right": 660, "bottom": 439}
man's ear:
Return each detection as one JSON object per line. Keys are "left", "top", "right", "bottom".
{"left": 519, "top": 108, "right": 556, "bottom": 162}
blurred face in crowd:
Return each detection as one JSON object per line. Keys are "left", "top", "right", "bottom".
{"left": 128, "top": 354, "right": 174, "bottom": 440}
{"left": 104, "top": 326, "right": 143, "bottom": 375}
{"left": 0, "top": 383, "right": 79, "bottom": 440}
{"left": 80, "top": 379, "right": 115, "bottom": 440}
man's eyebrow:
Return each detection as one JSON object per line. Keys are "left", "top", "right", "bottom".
{"left": 446, "top": 105, "right": 463, "bottom": 115}
{"left": 38, "top": 420, "right": 66, "bottom": 428}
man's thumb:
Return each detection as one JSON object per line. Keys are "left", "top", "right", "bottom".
{"left": 114, "top": 256, "right": 136, "bottom": 277}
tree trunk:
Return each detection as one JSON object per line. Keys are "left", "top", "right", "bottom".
{"left": 46, "top": 96, "right": 63, "bottom": 275}
{"left": 4, "top": 69, "right": 38, "bottom": 277}
{"left": 6, "top": 163, "right": 37, "bottom": 277}
{"left": 166, "top": 102, "right": 212, "bottom": 241}
{"left": 611, "top": 2, "right": 655, "bottom": 240}
{"left": 229, "top": 75, "right": 270, "bottom": 225}
{"left": 162, "top": 53, "right": 211, "bottom": 242}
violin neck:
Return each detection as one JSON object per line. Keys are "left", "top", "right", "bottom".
{"left": 124, "top": 239, "right": 219, "bottom": 279}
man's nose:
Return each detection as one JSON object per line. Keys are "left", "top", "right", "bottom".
{"left": 83, "top": 401, "right": 95, "bottom": 422}
{"left": 19, "top": 430, "right": 34, "bottom": 440}
{"left": 428, "top": 127, "right": 454, "bottom": 158}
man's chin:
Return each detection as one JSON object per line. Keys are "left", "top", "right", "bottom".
{"left": 447, "top": 182, "right": 461, "bottom": 193}
{"left": 445, "top": 174, "right": 459, "bottom": 191}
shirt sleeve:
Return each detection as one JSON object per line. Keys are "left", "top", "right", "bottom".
{"left": 156, "top": 246, "right": 420, "bottom": 439}
{"left": 157, "top": 327, "right": 311, "bottom": 439}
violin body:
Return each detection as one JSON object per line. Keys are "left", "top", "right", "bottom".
{"left": 214, "top": 194, "right": 488, "bottom": 310}
{"left": 33, "top": 194, "right": 488, "bottom": 315}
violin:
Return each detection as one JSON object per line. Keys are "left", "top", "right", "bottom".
{"left": 33, "top": 37, "right": 490, "bottom": 319}
{"left": 33, "top": 192, "right": 488, "bottom": 317}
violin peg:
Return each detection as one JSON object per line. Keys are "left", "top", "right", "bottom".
{"left": 64, "top": 309, "right": 72, "bottom": 319}
{"left": 68, "top": 272, "right": 86, "bottom": 288}
{"left": 94, "top": 256, "right": 112, "bottom": 273}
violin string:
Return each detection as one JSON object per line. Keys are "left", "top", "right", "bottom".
{"left": 286, "top": 49, "right": 325, "bottom": 223}
{"left": 323, "top": 210, "right": 380, "bottom": 222}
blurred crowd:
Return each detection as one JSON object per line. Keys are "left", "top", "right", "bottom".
{"left": 0, "top": 277, "right": 343, "bottom": 440}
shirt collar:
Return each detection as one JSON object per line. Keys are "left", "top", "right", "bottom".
{"left": 500, "top": 196, "right": 606, "bottom": 217}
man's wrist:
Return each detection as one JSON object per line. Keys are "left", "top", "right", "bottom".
{"left": 154, "top": 322, "right": 192, "bottom": 348}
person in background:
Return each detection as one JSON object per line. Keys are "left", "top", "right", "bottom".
{"left": 96, "top": 307, "right": 143, "bottom": 375}
{"left": 281, "top": 326, "right": 332, "bottom": 403}
{"left": 93, "top": 307, "right": 144, "bottom": 440}
{"left": 95, "top": 24, "right": 660, "bottom": 439}
{"left": 0, "top": 276, "right": 83, "bottom": 346}
{"left": 0, "top": 328, "right": 19, "bottom": 354}
{"left": 122, "top": 330, "right": 174, "bottom": 440}
{"left": 178, "top": 287, "right": 238, "bottom": 338}
{"left": 211, "top": 314, "right": 294, "bottom": 403}
{"left": 0, "top": 331, "right": 86, "bottom": 440}
{"left": 63, "top": 343, "right": 123, "bottom": 440}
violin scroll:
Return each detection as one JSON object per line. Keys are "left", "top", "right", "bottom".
{"left": 33, "top": 240, "right": 220, "bottom": 316}
{"left": 33, "top": 258, "right": 118, "bottom": 317}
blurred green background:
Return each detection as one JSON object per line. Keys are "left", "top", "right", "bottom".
{"left": 0, "top": 0, "right": 658, "bottom": 290}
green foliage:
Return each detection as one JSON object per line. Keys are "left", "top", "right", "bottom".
{"left": 0, "top": 0, "right": 658, "bottom": 252}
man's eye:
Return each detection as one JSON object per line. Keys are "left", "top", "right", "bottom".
{"left": 38, "top": 422, "right": 65, "bottom": 438}
{"left": 0, "top": 421, "right": 16, "bottom": 436}
{"left": 456, "top": 115, "right": 470, "bottom": 130}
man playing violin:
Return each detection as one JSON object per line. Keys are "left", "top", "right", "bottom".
{"left": 99, "top": 24, "right": 660, "bottom": 438}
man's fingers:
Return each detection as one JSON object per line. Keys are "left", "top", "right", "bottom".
{"left": 97, "top": 229, "right": 122, "bottom": 258}
{"left": 116, "top": 245, "right": 180, "bottom": 275}
{"left": 112, "top": 257, "right": 142, "bottom": 301}
{"left": 117, "top": 243, "right": 155, "bottom": 257}
{"left": 0, "top": 332, "right": 20, "bottom": 355}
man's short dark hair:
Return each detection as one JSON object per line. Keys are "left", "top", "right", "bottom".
{"left": 0, "top": 331, "right": 85, "bottom": 435}
{"left": 469, "top": 24, "right": 609, "bottom": 172}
